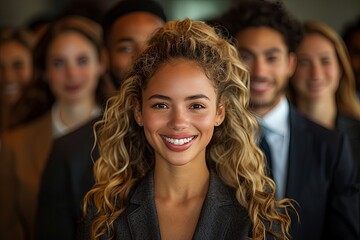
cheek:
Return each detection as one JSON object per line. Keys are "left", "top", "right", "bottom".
{"left": 327, "top": 66, "right": 340, "bottom": 79}
{"left": 194, "top": 114, "right": 217, "bottom": 135}
{"left": 18, "top": 67, "right": 33, "bottom": 84}
{"left": 327, "top": 67, "right": 341, "bottom": 90}
{"left": 112, "top": 54, "right": 132, "bottom": 71}
{"left": 293, "top": 68, "right": 309, "bottom": 86}
{"left": 47, "top": 70, "right": 64, "bottom": 92}
{"left": 142, "top": 112, "right": 164, "bottom": 131}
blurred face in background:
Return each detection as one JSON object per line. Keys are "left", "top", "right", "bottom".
{"left": 292, "top": 33, "right": 341, "bottom": 102}
{"left": 0, "top": 40, "right": 33, "bottom": 107}
{"left": 106, "top": 12, "right": 164, "bottom": 84}
{"left": 46, "top": 31, "right": 103, "bottom": 105}
{"left": 236, "top": 27, "right": 295, "bottom": 116}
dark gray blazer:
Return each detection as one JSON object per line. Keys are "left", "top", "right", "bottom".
{"left": 77, "top": 170, "right": 279, "bottom": 240}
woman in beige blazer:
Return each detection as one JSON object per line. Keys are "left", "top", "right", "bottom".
{"left": 0, "top": 16, "right": 107, "bottom": 240}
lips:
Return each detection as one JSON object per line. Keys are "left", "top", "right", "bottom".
{"left": 4, "top": 82, "right": 20, "bottom": 96}
{"left": 307, "top": 81, "right": 324, "bottom": 92}
{"left": 65, "top": 84, "right": 81, "bottom": 92}
{"left": 162, "top": 136, "right": 195, "bottom": 145}
{"left": 250, "top": 79, "right": 272, "bottom": 94}
{"left": 161, "top": 135, "right": 197, "bottom": 152}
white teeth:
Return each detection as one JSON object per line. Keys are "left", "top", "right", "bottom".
{"left": 163, "top": 136, "right": 194, "bottom": 146}
{"left": 251, "top": 81, "right": 269, "bottom": 91}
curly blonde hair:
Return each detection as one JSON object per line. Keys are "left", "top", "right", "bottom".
{"left": 83, "top": 18, "right": 294, "bottom": 239}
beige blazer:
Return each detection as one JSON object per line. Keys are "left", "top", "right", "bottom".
{"left": 0, "top": 112, "right": 53, "bottom": 240}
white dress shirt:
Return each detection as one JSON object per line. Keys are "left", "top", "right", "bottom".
{"left": 258, "top": 97, "right": 290, "bottom": 200}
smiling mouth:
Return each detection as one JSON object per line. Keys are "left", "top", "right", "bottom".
{"left": 162, "top": 136, "right": 196, "bottom": 146}
{"left": 251, "top": 81, "right": 272, "bottom": 93}
{"left": 4, "top": 83, "right": 20, "bottom": 95}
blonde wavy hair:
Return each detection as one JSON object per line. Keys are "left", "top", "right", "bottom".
{"left": 83, "top": 18, "right": 294, "bottom": 239}
{"left": 288, "top": 21, "right": 360, "bottom": 120}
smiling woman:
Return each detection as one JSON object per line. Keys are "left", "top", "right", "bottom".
{"left": 288, "top": 20, "right": 360, "bottom": 188}
{"left": 0, "top": 27, "right": 35, "bottom": 134}
{"left": 78, "top": 18, "right": 295, "bottom": 240}
{"left": 0, "top": 16, "right": 108, "bottom": 240}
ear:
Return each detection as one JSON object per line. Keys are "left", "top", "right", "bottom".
{"left": 214, "top": 103, "right": 225, "bottom": 127}
{"left": 287, "top": 52, "right": 297, "bottom": 78}
{"left": 134, "top": 101, "right": 143, "bottom": 127}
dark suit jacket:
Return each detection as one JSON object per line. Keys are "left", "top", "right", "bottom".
{"left": 77, "top": 169, "right": 285, "bottom": 240}
{"left": 35, "top": 117, "right": 100, "bottom": 240}
{"left": 336, "top": 114, "right": 360, "bottom": 182}
{"left": 286, "top": 106, "right": 359, "bottom": 240}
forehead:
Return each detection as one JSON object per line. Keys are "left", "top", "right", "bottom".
{"left": 144, "top": 60, "right": 216, "bottom": 97}
{"left": 0, "top": 41, "right": 31, "bottom": 59}
{"left": 236, "top": 27, "right": 288, "bottom": 53}
{"left": 108, "top": 12, "right": 164, "bottom": 44}
{"left": 47, "top": 32, "right": 97, "bottom": 56}
{"left": 300, "top": 33, "right": 334, "bottom": 50}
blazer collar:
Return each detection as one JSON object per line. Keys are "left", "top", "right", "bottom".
{"left": 193, "top": 170, "right": 247, "bottom": 239}
{"left": 127, "top": 169, "right": 246, "bottom": 240}
{"left": 127, "top": 171, "right": 161, "bottom": 240}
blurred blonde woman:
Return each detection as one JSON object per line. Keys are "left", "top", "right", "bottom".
{"left": 0, "top": 16, "right": 107, "bottom": 240}
{"left": 79, "top": 19, "right": 294, "bottom": 240}
{"left": 288, "top": 21, "right": 360, "bottom": 180}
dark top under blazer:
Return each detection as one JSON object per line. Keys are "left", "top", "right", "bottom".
{"left": 286, "top": 106, "right": 359, "bottom": 240}
{"left": 35, "top": 117, "right": 100, "bottom": 240}
{"left": 77, "top": 170, "right": 283, "bottom": 240}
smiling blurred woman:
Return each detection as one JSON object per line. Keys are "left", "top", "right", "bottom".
{"left": 288, "top": 21, "right": 360, "bottom": 181}
{"left": 0, "top": 28, "right": 35, "bottom": 134}
{"left": 0, "top": 16, "right": 107, "bottom": 240}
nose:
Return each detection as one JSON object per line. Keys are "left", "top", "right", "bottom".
{"left": 310, "top": 62, "right": 323, "bottom": 80}
{"left": 66, "top": 64, "right": 78, "bottom": 78}
{"left": 167, "top": 107, "right": 189, "bottom": 130}
{"left": 251, "top": 58, "right": 267, "bottom": 78}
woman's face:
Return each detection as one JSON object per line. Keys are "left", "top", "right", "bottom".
{"left": 0, "top": 40, "right": 33, "bottom": 107}
{"left": 135, "top": 59, "right": 224, "bottom": 168}
{"left": 46, "top": 31, "right": 102, "bottom": 105}
{"left": 292, "top": 33, "right": 341, "bottom": 102}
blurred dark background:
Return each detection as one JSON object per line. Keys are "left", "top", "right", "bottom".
{"left": 0, "top": 0, "right": 359, "bottom": 34}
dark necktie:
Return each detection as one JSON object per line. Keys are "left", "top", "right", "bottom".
{"left": 259, "top": 135, "right": 273, "bottom": 179}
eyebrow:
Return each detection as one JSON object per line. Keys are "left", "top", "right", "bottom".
{"left": 147, "top": 94, "right": 211, "bottom": 101}
{"left": 238, "top": 47, "right": 281, "bottom": 55}
{"left": 115, "top": 38, "right": 135, "bottom": 44}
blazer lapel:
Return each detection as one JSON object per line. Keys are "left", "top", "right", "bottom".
{"left": 193, "top": 170, "right": 237, "bottom": 240}
{"left": 286, "top": 107, "right": 312, "bottom": 199}
{"left": 127, "top": 171, "right": 161, "bottom": 240}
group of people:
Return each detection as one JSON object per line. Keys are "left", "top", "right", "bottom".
{"left": 0, "top": 0, "right": 359, "bottom": 240}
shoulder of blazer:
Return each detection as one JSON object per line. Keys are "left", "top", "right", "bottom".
{"left": 53, "top": 115, "right": 102, "bottom": 147}
{"left": 289, "top": 104, "right": 344, "bottom": 145}
{"left": 2, "top": 111, "right": 52, "bottom": 146}
{"left": 337, "top": 113, "right": 360, "bottom": 133}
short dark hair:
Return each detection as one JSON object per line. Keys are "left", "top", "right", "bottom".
{"left": 101, "top": 0, "right": 167, "bottom": 42}
{"left": 342, "top": 15, "right": 360, "bottom": 47}
{"left": 219, "top": 0, "right": 303, "bottom": 53}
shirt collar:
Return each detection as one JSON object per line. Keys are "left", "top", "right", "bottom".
{"left": 260, "top": 97, "right": 289, "bottom": 136}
